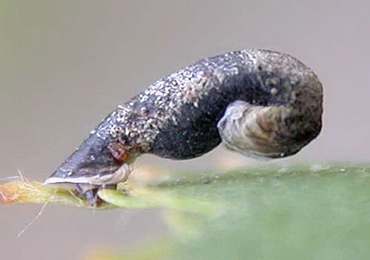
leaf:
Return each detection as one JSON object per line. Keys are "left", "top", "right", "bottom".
{"left": 86, "top": 165, "right": 370, "bottom": 260}
{"left": 3, "top": 166, "right": 370, "bottom": 260}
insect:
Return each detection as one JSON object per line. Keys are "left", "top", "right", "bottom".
{"left": 44, "top": 49, "right": 323, "bottom": 206}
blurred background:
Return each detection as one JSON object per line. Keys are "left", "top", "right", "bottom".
{"left": 0, "top": 0, "right": 369, "bottom": 259}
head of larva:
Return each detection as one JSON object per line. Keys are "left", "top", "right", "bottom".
{"left": 46, "top": 132, "right": 128, "bottom": 186}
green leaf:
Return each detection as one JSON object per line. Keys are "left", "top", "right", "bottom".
{"left": 3, "top": 165, "right": 370, "bottom": 260}
{"left": 92, "top": 165, "right": 370, "bottom": 260}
